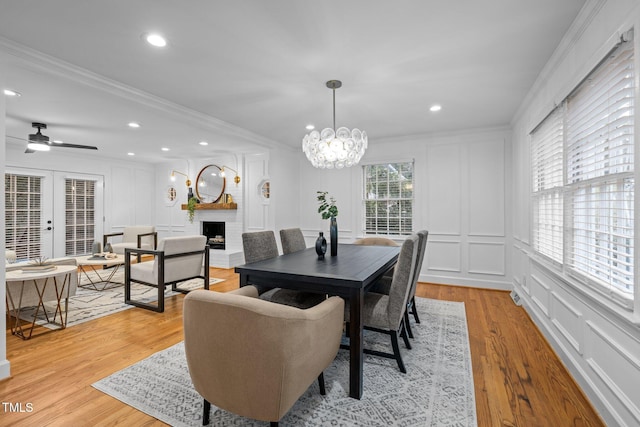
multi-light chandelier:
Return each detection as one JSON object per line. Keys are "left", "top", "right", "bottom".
{"left": 302, "top": 80, "right": 367, "bottom": 169}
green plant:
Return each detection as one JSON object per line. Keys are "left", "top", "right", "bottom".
{"left": 187, "top": 197, "right": 198, "bottom": 223}
{"left": 317, "top": 191, "right": 338, "bottom": 219}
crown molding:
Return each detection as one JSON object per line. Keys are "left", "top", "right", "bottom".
{"left": 510, "top": 0, "right": 608, "bottom": 127}
{"left": 0, "top": 36, "right": 290, "bottom": 151}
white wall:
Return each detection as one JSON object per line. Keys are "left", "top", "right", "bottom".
{"left": 511, "top": 1, "right": 640, "bottom": 425}
{"left": 297, "top": 127, "right": 512, "bottom": 290}
{"left": 0, "top": 57, "right": 10, "bottom": 380}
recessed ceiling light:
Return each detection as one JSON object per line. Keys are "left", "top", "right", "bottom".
{"left": 128, "top": 122, "right": 140, "bottom": 128}
{"left": 306, "top": 124, "right": 315, "bottom": 130}
{"left": 199, "top": 141, "right": 208, "bottom": 146}
{"left": 430, "top": 104, "right": 442, "bottom": 112}
{"left": 3, "top": 89, "right": 21, "bottom": 97}
{"left": 161, "top": 147, "right": 170, "bottom": 151}
{"left": 145, "top": 33, "right": 167, "bottom": 48}
{"left": 127, "top": 152, "right": 135, "bottom": 156}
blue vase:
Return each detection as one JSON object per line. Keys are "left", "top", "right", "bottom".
{"left": 330, "top": 217, "right": 338, "bottom": 256}
{"left": 315, "top": 232, "right": 327, "bottom": 259}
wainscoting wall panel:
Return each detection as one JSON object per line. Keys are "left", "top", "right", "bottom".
{"left": 551, "top": 292, "right": 584, "bottom": 355}
{"left": 585, "top": 321, "right": 640, "bottom": 425}
{"left": 530, "top": 272, "right": 551, "bottom": 317}
{"left": 427, "top": 144, "right": 461, "bottom": 236}
{"left": 468, "top": 241, "right": 505, "bottom": 275}
{"left": 426, "top": 239, "right": 461, "bottom": 273}
{"left": 468, "top": 140, "right": 505, "bottom": 237}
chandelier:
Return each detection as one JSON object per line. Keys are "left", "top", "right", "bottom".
{"left": 302, "top": 80, "right": 368, "bottom": 169}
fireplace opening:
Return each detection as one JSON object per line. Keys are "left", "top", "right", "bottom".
{"left": 202, "top": 221, "right": 225, "bottom": 250}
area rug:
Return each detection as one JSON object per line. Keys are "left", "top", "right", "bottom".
{"left": 93, "top": 297, "right": 476, "bottom": 426}
{"left": 16, "top": 269, "right": 224, "bottom": 329}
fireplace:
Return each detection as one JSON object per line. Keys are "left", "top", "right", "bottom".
{"left": 202, "top": 221, "right": 225, "bottom": 250}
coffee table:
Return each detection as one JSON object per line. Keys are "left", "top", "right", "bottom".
{"left": 75, "top": 254, "right": 125, "bottom": 290}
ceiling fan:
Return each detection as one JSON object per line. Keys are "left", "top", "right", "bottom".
{"left": 25, "top": 122, "right": 98, "bottom": 153}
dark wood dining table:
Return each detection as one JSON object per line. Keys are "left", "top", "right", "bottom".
{"left": 234, "top": 243, "right": 400, "bottom": 399}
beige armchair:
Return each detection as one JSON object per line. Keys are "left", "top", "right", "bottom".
{"left": 183, "top": 286, "right": 344, "bottom": 426}
{"left": 124, "top": 235, "right": 209, "bottom": 312}
{"left": 103, "top": 225, "right": 157, "bottom": 257}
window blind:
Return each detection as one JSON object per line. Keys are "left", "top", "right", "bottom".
{"left": 5, "top": 174, "right": 42, "bottom": 261}
{"left": 65, "top": 178, "right": 96, "bottom": 256}
{"left": 566, "top": 38, "right": 635, "bottom": 297}
{"left": 531, "top": 107, "right": 564, "bottom": 263}
{"left": 363, "top": 162, "right": 413, "bottom": 235}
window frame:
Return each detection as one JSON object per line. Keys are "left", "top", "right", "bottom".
{"left": 362, "top": 161, "right": 415, "bottom": 237}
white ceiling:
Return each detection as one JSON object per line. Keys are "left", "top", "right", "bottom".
{"left": 1, "top": 1, "right": 586, "bottom": 163}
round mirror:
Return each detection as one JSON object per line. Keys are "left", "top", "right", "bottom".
{"left": 195, "top": 164, "right": 226, "bottom": 203}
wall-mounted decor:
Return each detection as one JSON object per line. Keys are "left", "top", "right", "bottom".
{"left": 195, "top": 164, "right": 225, "bottom": 203}
{"left": 260, "top": 180, "right": 270, "bottom": 200}
{"left": 164, "top": 185, "right": 178, "bottom": 206}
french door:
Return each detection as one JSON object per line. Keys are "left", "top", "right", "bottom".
{"left": 5, "top": 168, "right": 103, "bottom": 261}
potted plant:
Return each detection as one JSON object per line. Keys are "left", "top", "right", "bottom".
{"left": 317, "top": 191, "right": 338, "bottom": 256}
{"left": 187, "top": 196, "right": 198, "bottom": 223}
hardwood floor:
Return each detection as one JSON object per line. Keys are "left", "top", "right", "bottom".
{"left": 2, "top": 268, "right": 604, "bottom": 427}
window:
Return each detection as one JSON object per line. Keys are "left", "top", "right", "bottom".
{"left": 65, "top": 178, "right": 96, "bottom": 256}
{"left": 5, "top": 174, "right": 42, "bottom": 260}
{"left": 363, "top": 162, "right": 413, "bottom": 235}
{"left": 531, "top": 107, "right": 564, "bottom": 263}
{"left": 531, "top": 35, "right": 635, "bottom": 301}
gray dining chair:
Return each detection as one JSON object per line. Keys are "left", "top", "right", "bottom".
{"left": 242, "top": 231, "right": 325, "bottom": 309}
{"left": 344, "top": 234, "right": 419, "bottom": 373}
{"left": 368, "top": 230, "right": 428, "bottom": 339}
{"left": 279, "top": 228, "right": 306, "bottom": 254}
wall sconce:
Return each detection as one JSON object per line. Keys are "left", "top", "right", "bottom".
{"left": 220, "top": 166, "right": 241, "bottom": 186}
{"left": 170, "top": 170, "right": 191, "bottom": 187}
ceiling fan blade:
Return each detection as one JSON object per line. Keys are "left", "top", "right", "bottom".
{"left": 24, "top": 147, "right": 35, "bottom": 154}
{"left": 53, "top": 142, "right": 98, "bottom": 150}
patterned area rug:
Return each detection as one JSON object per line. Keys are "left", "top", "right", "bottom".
{"left": 16, "top": 270, "right": 224, "bottom": 329}
{"left": 93, "top": 298, "right": 476, "bottom": 426}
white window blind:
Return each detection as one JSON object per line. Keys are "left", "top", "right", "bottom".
{"left": 65, "top": 178, "right": 96, "bottom": 256}
{"left": 531, "top": 107, "right": 564, "bottom": 263}
{"left": 363, "top": 162, "right": 413, "bottom": 235}
{"left": 566, "top": 38, "right": 634, "bottom": 298}
{"left": 5, "top": 174, "right": 42, "bottom": 261}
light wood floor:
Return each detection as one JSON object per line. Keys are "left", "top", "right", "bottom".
{"left": 2, "top": 268, "right": 604, "bottom": 427}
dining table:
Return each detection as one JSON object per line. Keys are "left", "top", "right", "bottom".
{"left": 235, "top": 243, "right": 400, "bottom": 399}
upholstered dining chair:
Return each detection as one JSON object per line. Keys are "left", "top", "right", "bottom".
{"left": 344, "top": 234, "right": 419, "bottom": 373}
{"left": 279, "top": 227, "right": 306, "bottom": 254}
{"left": 183, "top": 286, "right": 344, "bottom": 426}
{"left": 367, "top": 230, "right": 429, "bottom": 339}
{"left": 353, "top": 237, "right": 400, "bottom": 247}
{"left": 124, "top": 235, "right": 209, "bottom": 312}
{"left": 242, "top": 231, "right": 325, "bottom": 309}
{"left": 354, "top": 237, "right": 400, "bottom": 279}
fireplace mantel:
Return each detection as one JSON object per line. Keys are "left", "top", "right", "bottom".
{"left": 180, "top": 202, "right": 237, "bottom": 210}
